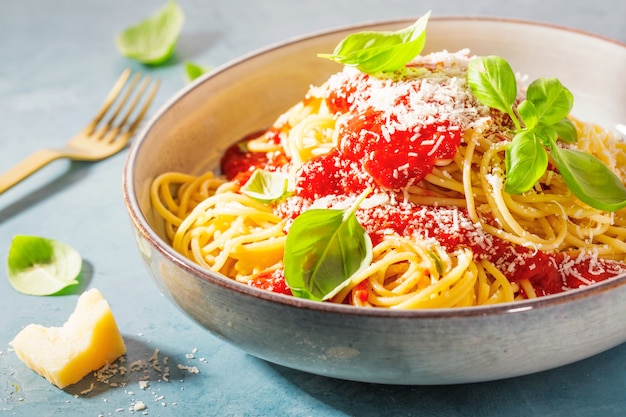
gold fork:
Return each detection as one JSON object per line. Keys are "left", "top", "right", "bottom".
{"left": 0, "top": 69, "right": 160, "bottom": 194}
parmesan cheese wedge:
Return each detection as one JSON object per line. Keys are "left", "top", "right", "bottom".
{"left": 10, "top": 288, "right": 126, "bottom": 389}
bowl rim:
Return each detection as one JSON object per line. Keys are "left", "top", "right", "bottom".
{"left": 123, "top": 16, "right": 626, "bottom": 319}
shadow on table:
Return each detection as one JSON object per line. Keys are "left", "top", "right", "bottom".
{"left": 64, "top": 335, "right": 202, "bottom": 399}
{"left": 0, "top": 160, "right": 92, "bottom": 224}
{"left": 265, "top": 342, "right": 626, "bottom": 417}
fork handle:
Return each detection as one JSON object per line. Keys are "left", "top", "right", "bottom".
{"left": 0, "top": 149, "right": 62, "bottom": 194}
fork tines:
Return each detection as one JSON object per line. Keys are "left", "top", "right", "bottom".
{"left": 89, "top": 69, "right": 160, "bottom": 142}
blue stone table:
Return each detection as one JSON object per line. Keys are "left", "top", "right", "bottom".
{"left": 1, "top": 0, "right": 625, "bottom": 416}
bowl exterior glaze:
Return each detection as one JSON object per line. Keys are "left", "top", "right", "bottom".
{"left": 124, "top": 18, "right": 626, "bottom": 384}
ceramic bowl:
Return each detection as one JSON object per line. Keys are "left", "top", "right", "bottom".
{"left": 123, "top": 17, "right": 626, "bottom": 384}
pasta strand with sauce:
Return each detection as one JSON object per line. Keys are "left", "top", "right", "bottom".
{"left": 151, "top": 49, "right": 626, "bottom": 308}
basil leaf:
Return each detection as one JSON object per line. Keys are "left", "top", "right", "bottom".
{"left": 533, "top": 123, "right": 559, "bottom": 147}
{"left": 7, "top": 236, "right": 82, "bottom": 296}
{"left": 115, "top": 1, "right": 185, "bottom": 65}
{"left": 551, "top": 118, "right": 578, "bottom": 143}
{"left": 505, "top": 131, "right": 549, "bottom": 194}
{"left": 550, "top": 145, "right": 626, "bottom": 211}
{"left": 526, "top": 78, "right": 574, "bottom": 126}
{"left": 427, "top": 250, "right": 443, "bottom": 275}
{"left": 467, "top": 56, "right": 519, "bottom": 125}
{"left": 517, "top": 100, "right": 538, "bottom": 130}
{"left": 240, "top": 170, "right": 290, "bottom": 203}
{"left": 318, "top": 11, "right": 430, "bottom": 73}
{"left": 284, "top": 192, "right": 373, "bottom": 301}
{"left": 184, "top": 61, "right": 210, "bottom": 82}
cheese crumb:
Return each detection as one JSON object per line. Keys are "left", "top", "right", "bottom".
{"left": 177, "top": 364, "right": 200, "bottom": 374}
{"left": 131, "top": 400, "right": 147, "bottom": 411}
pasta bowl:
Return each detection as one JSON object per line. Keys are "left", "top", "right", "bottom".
{"left": 123, "top": 17, "right": 626, "bottom": 384}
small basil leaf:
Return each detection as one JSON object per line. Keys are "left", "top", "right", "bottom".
{"left": 467, "top": 56, "right": 519, "bottom": 122}
{"left": 7, "top": 236, "right": 82, "bottom": 296}
{"left": 551, "top": 118, "right": 578, "bottom": 143}
{"left": 318, "top": 11, "right": 430, "bottom": 73}
{"left": 115, "top": 1, "right": 185, "bottom": 65}
{"left": 237, "top": 141, "right": 250, "bottom": 153}
{"left": 240, "top": 170, "right": 290, "bottom": 203}
{"left": 505, "top": 131, "right": 549, "bottom": 194}
{"left": 284, "top": 191, "right": 373, "bottom": 301}
{"left": 550, "top": 145, "right": 626, "bottom": 211}
{"left": 184, "top": 61, "right": 211, "bottom": 82}
{"left": 517, "top": 100, "right": 538, "bottom": 130}
{"left": 526, "top": 78, "right": 574, "bottom": 126}
{"left": 427, "top": 250, "right": 443, "bottom": 275}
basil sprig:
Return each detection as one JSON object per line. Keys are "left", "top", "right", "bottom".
{"left": 284, "top": 189, "right": 373, "bottom": 301}
{"left": 318, "top": 11, "right": 430, "bottom": 73}
{"left": 467, "top": 56, "right": 626, "bottom": 212}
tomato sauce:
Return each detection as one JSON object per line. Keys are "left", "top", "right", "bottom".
{"left": 294, "top": 148, "right": 374, "bottom": 199}
{"left": 247, "top": 268, "right": 292, "bottom": 295}
{"left": 220, "top": 133, "right": 288, "bottom": 184}
{"left": 339, "top": 110, "right": 462, "bottom": 189}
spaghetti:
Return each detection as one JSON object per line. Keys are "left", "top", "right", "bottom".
{"left": 151, "top": 48, "right": 626, "bottom": 309}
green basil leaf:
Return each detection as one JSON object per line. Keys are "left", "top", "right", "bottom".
{"left": 551, "top": 118, "right": 578, "bottom": 143}
{"left": 526, "top": 78, "right": 574, "bottom": 126}
{"left": 427, "top": 250, "right": 443, "bottom": 275}
{"left": 318, "top": 11, "right": 430, "bottom": 73}
{"left": 550, "top": 145, "right": 626, "bottom": 211}
{"left": 517, "top": 100, "right": 538, "bottom": 130}
{"left": 284, "top": 191, "right": 373, "bottom": 301}
{"left": 240, "top": 170, "right": 290, "bottom": 203}
{"left": 115, "top": 1, "right": 185, "bottom": 65}
{"left": 184, "top": 61, "right": 210, "bottom": 82}
{"left": 7, "top": 235, "right": 82, "bottom": 296}
{"left": 505, "top": 131, "right": 549, "bottom": 194}
{"left": 533, "top": 123, "right": 559, "bottom": 147}
{"left": 467, "top": 56, "right": 519, "bottom": 125}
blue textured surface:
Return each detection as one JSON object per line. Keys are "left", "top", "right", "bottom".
{"left": 1, "top": 1, "right": 625, "bottom": 416}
